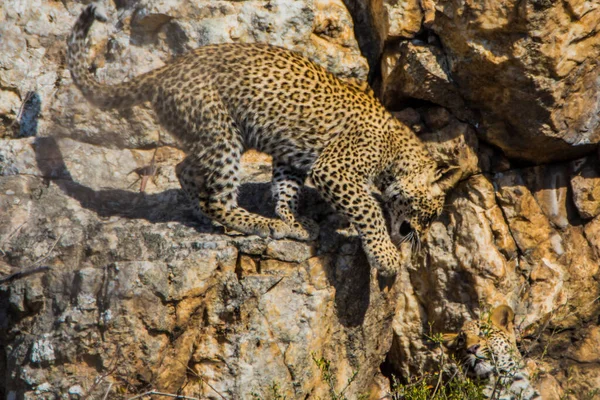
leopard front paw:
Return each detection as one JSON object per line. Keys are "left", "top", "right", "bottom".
{"left": 268, "top": 220, "right": 292, "bottom": 240}
{"left": 246, "top": 221, "right": 272, "bottom": 239}
{"left": 371, "top": 250, "right": 401, "bottom": 278}
{"left": 289, "top": 217, "right": 319, "bottom": 241}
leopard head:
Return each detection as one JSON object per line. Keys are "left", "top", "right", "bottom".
{"left": 383, "top": 162, "right": 461, "bottom": 247}
{"left": 442, "top": 305, "right": 521, "bottom": 379}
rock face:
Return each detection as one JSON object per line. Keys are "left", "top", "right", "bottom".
{"left": 1, "top": 0, "right": 600, "bottom": 399}
{"left": 0, "top": 138, "right": 396, "bottom": 398}
{"left": 421, "top": 0, "right": 600, "bottom": 162}
{"left": 381, "top": 42, "right": 472, "bottom": 121}
{"left": 0, "top": 0, "right": 368, "bottom": 147}
{"left": 373, "top": 1, "right": 600, "bottom": 162}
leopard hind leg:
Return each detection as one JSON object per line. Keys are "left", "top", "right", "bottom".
{"left": 272, "top": 161, "right": 319, "bottom": 241}
{"left": 175, "top": 154, "right": 210, "bottom": 221}
{"left": 176, "top": 136, "right": 294, "bottom": 240}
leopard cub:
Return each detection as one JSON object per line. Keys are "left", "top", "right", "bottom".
{"left": 443, "top": 306, "right": 541, "bottom": 400}
{"left": 67, "top": 4, "right": 461, "bottom": 277}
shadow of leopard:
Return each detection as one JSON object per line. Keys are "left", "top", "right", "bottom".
{"left": 67, "top": 4, "right": 461, "bottom": 277}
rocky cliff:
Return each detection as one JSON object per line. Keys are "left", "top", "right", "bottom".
{"left": 1, "top": 0, "right": 599, "bottom": 399}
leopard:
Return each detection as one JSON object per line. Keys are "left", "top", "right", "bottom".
{"left": 443, "top": 305, "right": 541, "bottom": 400}
{"left": 67, "top": 4, "right": 461, "bottom": 277}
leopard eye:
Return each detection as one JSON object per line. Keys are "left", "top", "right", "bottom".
{"left": 456, "top": 334, "right": 466, "bottom": 347}
{"left": 399, "top": 221, "right": 412, "bottom": 236}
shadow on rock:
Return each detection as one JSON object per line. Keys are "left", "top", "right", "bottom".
{"left": 19, "top": 91, "right": 41, "bottom": 138}
{"left": 33, "top": 136, "right": 215, "bottom": 231}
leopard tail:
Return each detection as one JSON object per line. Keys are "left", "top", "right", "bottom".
{"left": 67, "top": 4, "right": 150, "bottom": 110}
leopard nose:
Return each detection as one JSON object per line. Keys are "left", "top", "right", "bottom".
{"left": 467, "top": 344, "right": 480, "bottom": 355}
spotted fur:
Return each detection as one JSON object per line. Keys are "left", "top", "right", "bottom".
{"left": 67, "top": 4, "right": 461, "bottom": 277}
{"left": 443, "top": 306, "right": 541, "bottom": 400}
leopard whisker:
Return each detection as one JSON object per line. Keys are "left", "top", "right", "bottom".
{"left": 409, "top": 231, "right": 421, "bottom": 254}
{"left": 400, "top": 231, "right": 414, "bottom": 244}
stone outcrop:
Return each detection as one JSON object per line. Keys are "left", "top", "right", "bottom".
{"left": 421, "top": 0, "right": 600, "bottom": 162}
{"left": 372, "top": 1, "right": 600, "bottom": 162}
{"left": 381, "top": 42, "right": 472, "bottom": 121}
{"left": 1, "top": 1, "right": 600, "bottom": 399}
{"left": 0, "top": 138, "right": 397, "bottom": 398}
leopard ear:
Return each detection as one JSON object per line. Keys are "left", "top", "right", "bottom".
{"left": 490, "top": 305, "right": 515, "bottom": 332}
{"left": 432, "top": 166, "right": 461, "bottom": 197}
{"left": 441, "top": 332, "right": 459, "bottom": 348}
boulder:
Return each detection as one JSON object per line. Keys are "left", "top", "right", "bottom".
{"left": 423, "top": 0, "right": 600, "bottom": 162}
{"left": 381, "top": 42, "right": 471, "bottom": 122}
{"left": 0, "top": 137, "right": 398, "bottom": 398}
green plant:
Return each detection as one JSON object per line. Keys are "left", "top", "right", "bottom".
{"left": 311, "top": 353, "right": 367, "bottom": 400}
{"left": 250, "top": 381, "right": 287, "bottom": 400}
{"left": 389, "top": 367, "right": 486, "bottom": 400}
{"left": 389, "top": 322, "right": 486, "bottom": 400}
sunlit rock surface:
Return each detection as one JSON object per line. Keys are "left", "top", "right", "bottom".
{"left": 1, "top": 0, "right": 600, "bottom": 398}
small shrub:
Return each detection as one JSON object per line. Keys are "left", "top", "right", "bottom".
{"left": 390, "top": 370, "right": 486, "bottom": 400}
{"left": 389, "top": 323, "right": 487, "bottom": 400}
{"left": 251, "top": 381, "right": 287, "bottom": 400}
